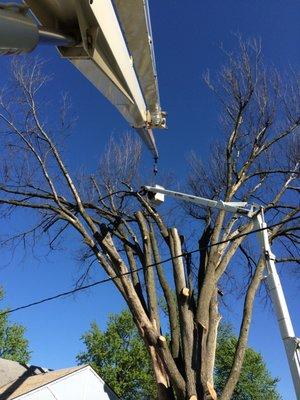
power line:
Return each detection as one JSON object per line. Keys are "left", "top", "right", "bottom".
{"left": 1, "top": 215, "right": 299, "bottom": 317}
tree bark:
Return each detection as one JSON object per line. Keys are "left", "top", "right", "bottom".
{"left": 169, "top": 228, "right": 197, "bottom": 398}
{"left": 220, "top": 258, "right": 265, "bottom": 400}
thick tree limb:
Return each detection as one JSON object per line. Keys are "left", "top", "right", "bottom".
{"left": 219, "top": 258, "right": 265, "bottom": 400}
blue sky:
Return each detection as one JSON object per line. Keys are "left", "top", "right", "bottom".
{"left": 0, "top": 1, "right": 300, "bottom": 399}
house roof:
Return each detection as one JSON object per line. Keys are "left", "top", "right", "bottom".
{"left": 0, "top": 364, "right": 85, "bottom": 400}
{"left": 0, "top": 359, "right": 28, "bottom": 388}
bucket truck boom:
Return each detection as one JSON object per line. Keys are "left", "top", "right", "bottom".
{"left": 0, "top": 1, "right": 166, "bottom": 158}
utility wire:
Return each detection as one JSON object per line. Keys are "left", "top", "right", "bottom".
{"left": 1, "top": 215, "right": 299, "bottom": 317}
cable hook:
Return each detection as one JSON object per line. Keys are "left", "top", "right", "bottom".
{"left": 153, "top": 156, "right": 158, "bottom": 177}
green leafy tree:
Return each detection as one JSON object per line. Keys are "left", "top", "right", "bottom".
{"left": 215, "top": 324, "right": 281, "bottom": 399}
{"left": 77, "top": 310, "right": 156, "bottom": 400}
{"left": 0, "top": 289, "right": 30, "bottom": 364}
{"left": 78, "top": 311, "right": 280, "bottom": 400}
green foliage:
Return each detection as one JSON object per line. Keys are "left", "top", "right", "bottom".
{"left": 77, "top": 310, "right": 156, "bottom": 400}
{"left": 78, "top": 311, "right": 281, "bottom": 400}
{"left": 215, "top": 324, "right": 281, "bottom": 400}
{"left": 0, "top": 289, "right": 30, "bottom": 364}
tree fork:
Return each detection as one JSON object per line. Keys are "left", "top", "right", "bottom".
{"left": 149, "top": 227, "right": 180, "bottom": 359}
{"left": 135, "top": 211, "right": 160, "bottom": 330}
{"left": 169, "top": 228, "right": 197, "bottom": 398}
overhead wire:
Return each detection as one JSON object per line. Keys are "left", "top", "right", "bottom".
{"left": 1, "top": 215, "right": 299, "bottom": 317}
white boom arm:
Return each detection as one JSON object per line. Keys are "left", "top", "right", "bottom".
{"left": 143, "top": 185, "right": 254, "bottom": 215}
{"left": 0, "top": 1, "right": 165, "bottom": 157}
{"left": 144, "top": 185, "right": 300, "bottom": 399}
{"left": 255, "top": 212, "right": 300, "bottom": 397}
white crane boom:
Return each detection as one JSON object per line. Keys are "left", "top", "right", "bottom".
{"left": 143, "top": 185, "right": 254, "bottom": 215}
{"left": 0, "top": 0, "right": 166, "bottom": 157}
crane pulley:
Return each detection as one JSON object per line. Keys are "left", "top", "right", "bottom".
{"left": 0, "top": 0, "right": 165, "bottom": 158}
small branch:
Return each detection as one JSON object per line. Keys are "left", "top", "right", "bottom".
{"left": 276, "top": 258, "right": 300, "bottom": 264}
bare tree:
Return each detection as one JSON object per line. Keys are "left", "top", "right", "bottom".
{"left": 186, "top": 38, "right": 299, "bottom": 399}
{"left": 0, "top": 39, "right": 299, "bottom": 400}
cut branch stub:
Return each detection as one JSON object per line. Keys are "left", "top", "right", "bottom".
{"left": 206, "top": 382, "right": 217, "bottom": 400}
{"left": 181, "top": 287, "right": 190, "bottom": 298}
{"left": 158, "top": 335, "right": 167, "bottom": 347}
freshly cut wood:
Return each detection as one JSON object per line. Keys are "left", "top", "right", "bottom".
{"left": 158, "top": 335, "right": 167, "bottom": 345}
{"left": 181, "top": 287, "right": 190, "bottom": 298}
{"left": 207, "top": 381, "right": 217, "bottom": 400}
